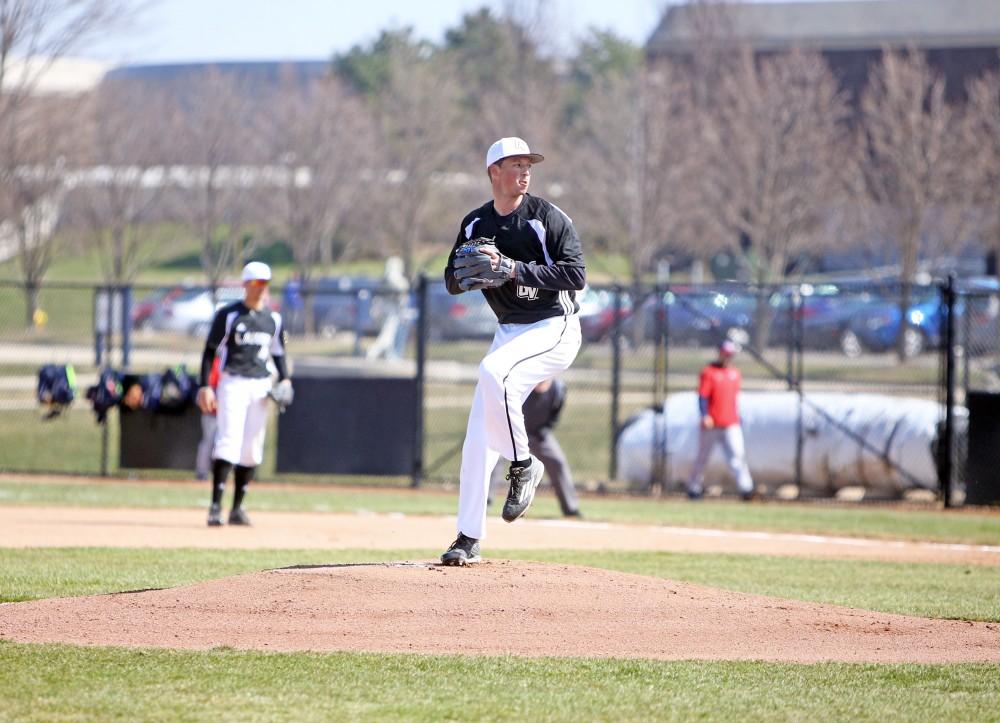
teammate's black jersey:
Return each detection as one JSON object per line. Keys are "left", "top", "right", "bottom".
{"left": 199, "top": 301, "right": 288, "bottom": 386}
{"left": 445, "top": 194, "right": 586, "bottom": 324}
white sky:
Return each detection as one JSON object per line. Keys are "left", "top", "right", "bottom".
{"left": 83, "top": 0, "right": 674, "bottom": 65}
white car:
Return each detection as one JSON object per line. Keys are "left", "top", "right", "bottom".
{"left": 148, "top": 286, "right": 246, "bottom": 336}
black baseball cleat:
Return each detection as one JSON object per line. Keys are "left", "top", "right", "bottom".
{"left": 207, "top": 503, "right": 223, "bottom": 527}
{"left": 502, "top": 456, "right": 544, "bottom": 522}
{"left": 440, "top": 533, "right": 481, "bottom": 566}
{"left": 686, "top": 486, "right": 704, "bottom": 500}
{"left": 228, "top": 508, "right": 252, "bottom": 526}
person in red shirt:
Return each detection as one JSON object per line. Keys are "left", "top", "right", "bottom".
{"left": 687, "top": 339, "right": 755, "bottom": 500}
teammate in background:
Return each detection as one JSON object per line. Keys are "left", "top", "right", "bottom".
{"left": 367, "top": 256, "right": 410, "bottom": 361}
{"left": 196, "top": 262, "right": 291, "bottom": 526}
{"left": 489, "top": 378, "right": 582, "bottom": 518}
{"left": 440, "top": 137, "right": 586, "bottom": 566}
{"left": 194, "top": 356, "right": 222, "bottom": 481}
{"left": 686, "top": 339, "right": 755, "bottom": 501}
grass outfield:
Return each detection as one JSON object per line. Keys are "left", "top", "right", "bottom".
{"left": 1, "top": 478, "right": 999, "bottom": 544}
{"left": 0, "top": 644, "right": 997, "bottom": 722}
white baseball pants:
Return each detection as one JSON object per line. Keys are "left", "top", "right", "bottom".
{"left": 687, "top": 424, "right": 754, "bottom": 494}
{"left": 457, "top": 314, "right": 582, "bottom": 540}
{"left": 212, "top": 373, "right": 272, "bottom": 467}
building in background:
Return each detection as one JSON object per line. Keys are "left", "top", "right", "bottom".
{"left": 647, "top": 0, "right": 1000, "bottom": 103}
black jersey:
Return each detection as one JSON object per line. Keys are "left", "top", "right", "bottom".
{"left": 445, "top": 194, "right": 586, "bottom": 324}
{"left": 199, "top": 301, "right": 288, "bottom": 385}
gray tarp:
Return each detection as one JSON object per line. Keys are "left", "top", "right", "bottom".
{"left": 616, "top": 391, "right": 958, "bottom": 496}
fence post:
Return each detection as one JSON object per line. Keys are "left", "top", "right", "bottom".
{"left": 92, "top": 288, "right": 103, "bottom": 367}
{"left": 786, "top": 285, "right": 796, "bottom": 390}
{"left": 793, "top": 285, "right": 805, "bottom": 488}
{"left": 354, "top": 288, "right": 370, "bottom": 357}
{"left": 651, "top": 284, "right": 667, "bottom": 494}
{"left": 941, "top": 273, "right": 957, "bottom": 508}
{"left": 609, "top": 285, "right": 623, "bottom": 482}
{"left": 121, "top": 285, "right": 132, "bottom": 369}
{"left": 411, "top": 273, "right": 427, "bottom": 488}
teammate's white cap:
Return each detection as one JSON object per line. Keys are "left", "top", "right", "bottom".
{"left": 241, "top": 261, "right": 272, "bottom": 283}
{"left": 486, "top": 137, "right": 544, "bottom": 169}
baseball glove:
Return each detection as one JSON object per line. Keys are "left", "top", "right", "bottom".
{"left": 453, "top": 237, "right": 515, "bottom": 291}
{"left": 268, "top": 382, "right": 294, "bottom": 412}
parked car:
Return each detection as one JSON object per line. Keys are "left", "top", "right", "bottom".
{"left": 843, "top": 286, "right": 950, "bottom": 358}
{"left": 626, "top": 288, "right": 755, "bottom": 346}
{"left": 130, "top": 286, "right": 186, "bottom": 329}
{"left": 295, "top": 276, "right": 385, "bottom": 337}
{"left": 577, "top": 286, "right": 632, "bottom": 342}
{"left": 425, "top": 281, "right": 496, "bottom": 340}
{"left": 147, "top": 285, "right": 256, "bottom": 336}
{"left": 766, "top": 284, "right": 879, "bottom": 353}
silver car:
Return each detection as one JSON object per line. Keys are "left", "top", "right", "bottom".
{"left": 148, "top": 286, "right": 246, "bottom": 336}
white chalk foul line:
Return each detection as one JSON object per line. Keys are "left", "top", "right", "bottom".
{"left": 646, "top": 526, "right": 1000, "bottom": 554}
{"left": 375, "top": 512, "right": 997, "bottom": 556}
{"left": 521, "top": 517, "right": 1000, "bottom": 555}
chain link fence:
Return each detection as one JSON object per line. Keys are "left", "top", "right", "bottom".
{"left": 948, "top": 281, "right": 1000, "bottom": 505}
{"left": 0, "top": 275, "right": 994, "bottom": 505}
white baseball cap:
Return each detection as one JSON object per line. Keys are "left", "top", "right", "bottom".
{"left": 485, "top": 137, "right": 544, "bottom": 169}
{"left": 241, "top": 261, "right": 272, "bottom": 283}
{"left": 719, "top": 340, "right": 739, "bottom": 356}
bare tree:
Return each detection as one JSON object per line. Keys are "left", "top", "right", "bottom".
{"left": 566, "top": 52, "right": 702, "bottom": 290}
{"left": 0, "top": 94, "right": 78, "bottom": 326}
{"left": 258, "top": 72, "right": 376, "bottom": 277}
{"left": 860, "top": 49, "right": 970, "bottom": 359}
{"left": 71, "top": 79, "right": 173, "bottom": 283}
{"left": 370, "top": 42, "right": 468, "bottom": 274}
{"left": 0, "top": 0, "right": 132, "bottom": 327}
{"left": 697, "top": 49, "right": 856, "bottom": 345}
{"left": 0, "top": 0, "right": 125, "bottom": 105}
{"left": 166, "top": 68, "right": 262, "bottom": 291}
{"left": 963, "top": 66, "right": 1000, "bottom": 271}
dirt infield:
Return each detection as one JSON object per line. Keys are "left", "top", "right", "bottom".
{"left": 2, "top": 560, "right": 998, "bottom": 663}
{"left": 2, "top": 505, "right": 999, "bottom": 662}
{"left": 3, "top": 505, "right": 1000, "bottom": 565}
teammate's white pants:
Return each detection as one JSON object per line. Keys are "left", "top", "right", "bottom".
{"left": 212, "top": 373, "right": 272, "bottom": 467}
{"left": 687, "top": 424, "right": 754, "bottom": 494}
{"left": 457, "top": 314, "right": 582, "bottom": 540}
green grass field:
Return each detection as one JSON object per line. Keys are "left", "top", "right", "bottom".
{"left": 1, "top": 644, "right": 997, "bottom": 722}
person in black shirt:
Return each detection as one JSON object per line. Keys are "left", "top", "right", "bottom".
{"left": 195, "top": 261, "right": 291, "bottom": 527}
{"left": 440, "top": 137, "right": 586, "bottom": 566}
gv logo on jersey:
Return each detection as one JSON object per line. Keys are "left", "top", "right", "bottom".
{"left": 516, "top": 285, "right": 539, "bottom": 300}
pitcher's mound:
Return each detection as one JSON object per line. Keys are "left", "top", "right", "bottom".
{"left": 1, "top": 560, "right": 997, "bottom": 662}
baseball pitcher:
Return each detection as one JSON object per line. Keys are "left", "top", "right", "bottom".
{"left": 440, "top": 137, "right": 586, "bottom": 566}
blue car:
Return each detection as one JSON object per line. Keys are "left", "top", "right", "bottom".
{"left": 766, "top": 285, "right": 879, "bottom": 353}
{"left": 844, "top": 286, "right": 950, "bottom": 358}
